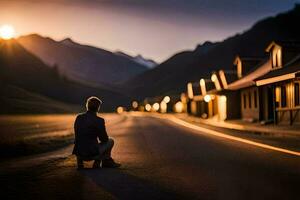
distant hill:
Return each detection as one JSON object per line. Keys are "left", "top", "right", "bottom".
{"left": 0, "top": 84, "right": 81, "bottom": 114}
{"left": 17, "top": 35, "right": 149, "bottom": 88}
{"left": 116, "top": 51, "right": 157, "bottom": 69}
{"left": 126, "top": 4, "right": 300, "bottom": 98}
{"left": 0, "top": 39, "right": 131, "bottom": 113}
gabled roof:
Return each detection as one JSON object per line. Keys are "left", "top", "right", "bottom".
{"left": 256, "top": 54, "right": 300, "bottom": 86}
{"left": 234, "top": 56, "right": 265, "bottom": 66}
{"left": 266, "top": 41, "right": 300, "bottom": 52}
{"left": 227, "top": 59, "right": 272, "bottom": 90}
{"left": 211, "top": 71, "right": 223, "bottom": 90}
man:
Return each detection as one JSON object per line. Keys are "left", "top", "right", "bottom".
{"left": 72, "top": 96, "right": 121, "bottom": 169}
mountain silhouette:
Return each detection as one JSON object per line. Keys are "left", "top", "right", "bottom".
{"left": 126, "top": 4, "right": 300, "bottom": 99}
{"left": 0, "top": 39, "right": 130, "bottom": 113}
{"left": 115, "top": 51, "right": 157, "bottom": 68}
{"left": 17, "top": 34, "right": 149, "bottom": 88}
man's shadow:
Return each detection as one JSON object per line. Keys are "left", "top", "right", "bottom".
{"left": 79, "top": 168, "right": 183, "bottom": 200}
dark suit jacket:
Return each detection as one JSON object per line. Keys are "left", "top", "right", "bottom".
{"left": 72, "top": 111, "right": 109, "bottom": 156}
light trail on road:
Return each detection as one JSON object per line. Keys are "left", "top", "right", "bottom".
{"left": 168, "top": 116, "right": 300, "bottom": 157}
{"left": 131, "top": 112, "right": 300, "bottom": 157}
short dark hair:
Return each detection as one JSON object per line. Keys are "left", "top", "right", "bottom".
{"left": 86, "top": 96, "right": 102, "bottom": 112}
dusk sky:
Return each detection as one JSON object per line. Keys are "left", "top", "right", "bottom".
{"left": 0, "top": 0, "right": 299, "bottom": 62}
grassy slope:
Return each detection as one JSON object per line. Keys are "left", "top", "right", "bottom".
{"left": 0, "top": 84, "right": 82, "bottom": 114}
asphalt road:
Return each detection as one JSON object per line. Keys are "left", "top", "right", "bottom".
{"left": 1, "top": 113, "right": 299, "bottom": 200}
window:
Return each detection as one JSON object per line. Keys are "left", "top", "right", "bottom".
{"left": 254, "top": 90, "right": 258, "bottom": 108}
{"left": 276, "top": 48, "right": 282, "bottom": 67}
{"left": 272, "top": 51, "right": 277, "bottom": 67}
{"left": 248, "top": 92, "right": 252, "bottom": 109}
{"left": 243, "top": 94, "right": 247, "bottom": 109}
{"left": 295, "top": 83, "right": 300, "bottom": 106}
{"left": 237, "top": 60, "right": 242, "bottom": 78}
{"left": 281, "top": 86, "right": 287, "bottom": 107}
{"left": 272, "top": 46, "right": 282, "bottom": 68}
{"left": 275, "top": 87, "right": 280, "bottom": 102}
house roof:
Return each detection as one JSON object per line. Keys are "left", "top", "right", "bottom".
{"left": 226, "top": 59, "right": 272, "bottom": 90}
{"left": 219, "top": 69, "right": 238, "bottom": 89}
{"left": 266, "top": 41, "right": 300, "bottom": 52}
{"left": 234, "top": 56, "right": 265, "bottom": 76}
{"left": 256, "top": 54, "right": 300, "bottom": 86}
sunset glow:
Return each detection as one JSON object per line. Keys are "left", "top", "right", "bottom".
{"left": 0, "top": 25, "right": 15, "bottom": 40}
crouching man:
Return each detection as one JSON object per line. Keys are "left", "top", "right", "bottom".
{"left": 72, "top": 96, "right": 121, "bottom": 169}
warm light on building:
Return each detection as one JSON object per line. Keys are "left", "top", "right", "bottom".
{"left": 200, "top": 79, "right": 207, "bottom": 95}
{"left": 266, "top": 42, "right": 283, "bottom": 69}
{"left": 234, "top": 56, "right": 243, "bottom": 78}
{"left": 204, "top": 95, "right": 211, "bottom": 103}
{"left": 132, "top": 101, "right": 138, "bottom": 109}
{"left": 187, "top": 82, "right": 194, "bottom": 99}
{"left": 160, "top": 101, "right": 167, "bottom": 113}
{"left": 116, "top": 106, "right": 124, "bottom": 114}
{"left": 174, "top": 101, "right": 183, "bottom": 113}
{"left": 152, "top": 103, "right": 160, "bottom": 111}
{"left": 180, "top": 93, "right": 187, "bottom": 104}
{"left": 272, "top": 46, "right": 282, "bottom": 68}
{"left": 218, "top": 95, "right": 227, "bottom": 121}
{"left": 219, "top": 70, "right": 228, "bottom": 89}
{"left": 139, "top": 106, "right": 145, "bottom": 112}
{"left": 275, "top": 87, "right": 280, "bottom": 102}
{"left": 145, "top": 104, "right": 151, "bottom": 112}
{"left": 211, "top": 73, "right": 221, "bottom": 91}
{"left": 163, "top": 96, "right": 171, "bottom": 103}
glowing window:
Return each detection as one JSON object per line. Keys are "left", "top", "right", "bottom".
{"left": 277, "top": 48, "right": 282, "bottom": 67}
{"left": 237, "top": 60, "right": 242, "bottom": 78}
{"left": 272, "top": 46, "right": 282, "bottom": 68}
{"left": 275, "top": 87, "right": 280, "bottom": 103}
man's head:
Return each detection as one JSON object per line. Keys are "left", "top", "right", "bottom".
{"left": 86, "top": 96, "right": 103, "bottom": 112}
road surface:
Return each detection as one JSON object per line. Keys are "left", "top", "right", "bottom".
{"left": 1, "top": 113, "right": 299, "bottom": 200}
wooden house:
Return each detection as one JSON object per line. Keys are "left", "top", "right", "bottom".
{"left": 256, "top": 41, "right": 300, "bottom": 125}
{"left": 226, "top": 56, "right": 270, "bottom": 122}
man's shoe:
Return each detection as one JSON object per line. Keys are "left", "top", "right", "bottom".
{"left": 102, "top": 159, "right": 121, "bottom": 168}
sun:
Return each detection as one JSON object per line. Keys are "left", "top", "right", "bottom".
{"left": 0, "top": 25, "right": 16, "bottom": 40}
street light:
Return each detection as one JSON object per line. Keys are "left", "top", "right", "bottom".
{"left": 132, "top": 101, "right": 138, "bottom": 109}
{"left": 174, "top": 101, "right": 183, "bottom": 113}
{"left": 145, "top": 104, "right": 151, "bottom": 112}
{"left": 163, "top": 96, "right": 171, "bottom": 103}
{"left": 160, "top": 101, "right": 167, "bottom": 113}
{"left": 152, "top": 103, "right": 160, "bottom": 112}
{"left": 204, "top": 95, "right": 211, "bottom": 103}
{"left": 116, "top": 107, "right": 124, "bottom": 114}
